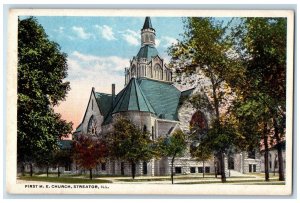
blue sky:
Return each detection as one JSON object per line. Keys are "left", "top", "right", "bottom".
{"left": 20, "top": 16, "right": 185, "bottom": 129}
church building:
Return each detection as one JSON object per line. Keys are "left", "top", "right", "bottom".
{"left": 74, "top": 17, "right": 262, "bottom": 176}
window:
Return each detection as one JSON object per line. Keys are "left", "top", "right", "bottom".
{"left": 228, "top": 156, "right": 235, "bottom": 170}
{"left": 101, "top": 163, "right": 106, "bottom": 171}
{"left": 248, "top": 150, "right": 256, "bottom": 159}
{"left": 198, "top": 167, "right": 203, "bottom": 173}
{"left": 269, "top": 161, "right": 272, "bottom": 169}
{"left": 175, "top": 167, "right": 182, "bottom": 174}
{"left": 150, "top": 35, "right": 154, "bottom": 42}
{"left": 121, "top": 162, "right": 125, "bottom": 175}
{"left": 249, "top": 164, "right": 252, "bottom": 173}
{"left": 87, "top": 115, "right": 96, "bottom": 135}
{"left": 151, "top": 126, "right": 154, "bottom": 140}
{"left": 131, "top": 66, "right": 136, "bottom": 77}
{"left": 253, "top": 164, "right": 256, "bottom": 172}
{"left": 143, "top": 162, "right": 147, "bottom": 175}
{"left": 190, "top": 167, "right": 196, "bottom": 173}
{"left": 190, "top": 111, "right": 208, "bottom": 132}
{"left": 205, "top": 167, "right": 210, "bottom": 173}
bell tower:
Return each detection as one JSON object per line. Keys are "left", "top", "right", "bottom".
{"left": 141, "top": 17, "right": 156, "bottom": 46}
{"left": 124, "top": 16, "right": 173, "bottom": 85}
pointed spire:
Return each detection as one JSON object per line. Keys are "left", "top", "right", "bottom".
{"left": 142, "top": 16, "right": 153, "bottom": 30}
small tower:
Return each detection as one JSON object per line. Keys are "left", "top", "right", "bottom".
{"left": 141, "top": 17, "right": 156, "bottom": 46}
{"left": 124, "top": 16, "right": 173, "bottom": 85}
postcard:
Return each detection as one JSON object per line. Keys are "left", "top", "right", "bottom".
{"left": 6, "top": 9, "right": 294, "bottom": 195}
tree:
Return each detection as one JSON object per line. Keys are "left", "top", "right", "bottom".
{"left": 190, "top": 142, "right": 212, "bottom": 178}
{"left": 169, "top": 17, "right": 240, "bottom": 182}
{"left": 108, "top": 117, "right": 155, "bottom": 179}
{"left": 232, "top": 17, "right": 287, "bottom": 181}
{"left": 73, "top": 135, "right": 108, "bottom": 180}
{"left": 157, "top": 130, "right": 187, "bottom": 184}
{"left": 18, "top": 17, "right": 72, "bottom": 173}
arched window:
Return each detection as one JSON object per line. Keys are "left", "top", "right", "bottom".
{"left": 190, "top": 111, "right": 208, "bottom": 133}
{"left": 154, "top": 64, "right": 162, "bottom": 80}
{"left": 145, "top": 34, "right": 149, "bottom": 43}
{"left": 87, "top": 115, "right": 97, "bottom": 135}
{"left": 131, "top": 65, "right": 136, "bottom": 78}
{"left": 150, "top": 34, "right": 154, "bottom": 43}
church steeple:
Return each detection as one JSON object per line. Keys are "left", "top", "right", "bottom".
{"left": 142, "top": 17, "right": 153, "bottom": 30}
{"left": 124, "top": 16, "right": 173, "bottom": 85}
{"left": 141, "top": 16, "right": 156, "bottom": 46}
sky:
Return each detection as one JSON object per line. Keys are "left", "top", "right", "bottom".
{"left": 22, "top": 16, "right": 185, "bottom": 132}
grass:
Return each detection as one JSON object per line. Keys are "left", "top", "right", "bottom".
{"left": 177, "top": 179, "right": 285, "bottom": 185}
{"left": 18, "top": 176, "right": 112, "bottom": 184}
{"left": 18, "top": 173, "right": 285, "bottom": 185}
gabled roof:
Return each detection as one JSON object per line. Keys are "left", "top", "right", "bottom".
{"left": 136, "top": 45, "right": 159, "bottom": 61}
{"left": 94, "top": 92, "right": 113, "bottom": 118}
{"left": 112, "top": 78, "right": 155, "bottom": 114}
{"left": 142, "top": 16, "right": 154, "bottom": 30}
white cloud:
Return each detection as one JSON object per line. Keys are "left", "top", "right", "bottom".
{"left": 72, "top": 26, "right": 94, "bottom": 40}
{"left": 155, "top": 38, "right": 161, "bottom": 47}
{"left": 95, "top": 25, "right": 117, "bottom": 41}
{"left": 68, "top": 51, "right": 129, "bottom": 78}
{"left": 161, "top": 36, "right": 178, "bottom": 48}
{"left": 120, "top": 29, "right": 140, "bottom": 46}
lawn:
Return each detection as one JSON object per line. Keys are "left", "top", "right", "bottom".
{"left": 18, "top": 173, "right": 285, "bottom": 185}
{"left": 18, "top": 176, "right": 112, "bottom": 184}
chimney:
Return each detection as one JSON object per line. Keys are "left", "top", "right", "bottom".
{"left": 112, "top": 84, "right": 115, "bottom": 106}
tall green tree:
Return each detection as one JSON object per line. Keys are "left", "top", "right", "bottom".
{"left": 109, "top": 117, "right": 155, "bottom": 179}
{"left": 18, "top": 17, "right": 72, "bottom": 173}
{"left": 232, "top": 17, "right": 287, "bottom": 181}
{"left": 157, "top": 130, "right": 187, "bottom": 184}
{"left": 169, "top": 17, "right": 240, "bottom": 182}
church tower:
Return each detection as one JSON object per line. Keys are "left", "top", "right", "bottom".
{"left": 125, "top": 17, "right": 172, "bottom": 85}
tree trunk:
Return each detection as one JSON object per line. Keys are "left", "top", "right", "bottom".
{"left": 171, "top": 155, "right": 176, "bottom": 184}
{"left": 277, "top": 143, "right": 284, "bottom": 181}
{"left": 57, "top": 166, "right": 60, "bottom": 178}
{"left": 30, "top": 163, "right": 33, "bottom": 177}
{"left": 21, "top": 163, "right": 25, "bottom": 176}
{"left": 203, "top": 160, "right": 205, "bottom": 178}
{"left": 131, "top": 161, "right": 136, "bottom": 179}
{"left": 219, "top": 152, "right": 226, "bottom": 183}
{"left": 263, "top": 123, "right": 269, "bottom": 181}
{"left": 89, "top": 168, "right": 92, "bottom": 180}
{"left": 46, "top": 166, "right": 49, "bottom": 177}
{"left": 273, "top": 119, "right": 285, "bottom": 181}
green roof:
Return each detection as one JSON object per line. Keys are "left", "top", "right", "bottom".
{"left": 101, "top": 78, "right": 186, "bottom": 125}
{"left": 137, "top": 78, "right": 181, "bottom": 120}
{"left": 136, "top": 45, "right": 159, "bottom": 61}
{"left": 142, "top": 17, "right": 154, "bottom": 30}
{"left": 112, "top": 78, "right": 155, "bottom": 114}
{"left": 94, "top": 92, "right": 113, "bottom": 118}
